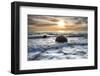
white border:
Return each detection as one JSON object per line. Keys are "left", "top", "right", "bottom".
{"left": 20, "top": 6, "right": 95, "bottom": 70}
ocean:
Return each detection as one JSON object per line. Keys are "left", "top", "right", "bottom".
{"left": 28, "top": 32, "right": 88, "bottom": 61}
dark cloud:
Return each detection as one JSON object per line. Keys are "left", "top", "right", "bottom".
{"left": 73, "top": 17, "right": 88, "bottom": 24}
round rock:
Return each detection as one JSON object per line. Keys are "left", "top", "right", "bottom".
{"left": 55, "top": 35, "right": 68, "bottom": 43}
{"left": 42, "top": 35, "right": 47, "bottom": 38}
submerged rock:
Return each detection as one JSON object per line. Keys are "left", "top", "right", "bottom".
{"left": 55, "top": 35, "right": 68, "bottom": 43}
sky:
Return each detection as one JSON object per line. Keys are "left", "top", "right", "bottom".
{"left": 28, "top": 15, "right": 88, "bottom": 33}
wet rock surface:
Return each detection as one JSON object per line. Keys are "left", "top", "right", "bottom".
{"left": 42, "top": 35, "right": 47, "bottom": 38}
{"left": 55, "top": 35, "right": 68, "bottom": 43}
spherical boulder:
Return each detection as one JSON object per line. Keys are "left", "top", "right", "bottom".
{"left": 55, "top": 35, "right": 68, "bottom": 43}
{"left": 42, "top": 35, "right": 47, "bottom": 38}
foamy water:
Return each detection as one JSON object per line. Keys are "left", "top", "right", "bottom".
{"left": 28, "top": 34, "right": 88, "bottom": 61}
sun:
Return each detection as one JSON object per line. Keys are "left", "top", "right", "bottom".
{"left": 57, "top": 20, "right": 65, "bottom": 28}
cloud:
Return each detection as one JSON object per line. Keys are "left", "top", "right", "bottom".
{"left": 28, "top": 15, "right": 88, "bottom": 32}
{"left": 28, "top": 15, "right": 59, "bottom": 25}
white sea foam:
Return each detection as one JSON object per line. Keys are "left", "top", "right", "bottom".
{"left": 28, "top": 34, "right": 88, "bottom": 60}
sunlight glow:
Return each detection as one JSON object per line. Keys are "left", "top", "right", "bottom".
{"left": 57, "top": 20, "right": 65, "bottom": 28}
{"left": 58, "top": 30, "right": 65, "bottom": 33}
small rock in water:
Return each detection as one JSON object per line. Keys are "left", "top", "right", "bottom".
{"left": 42, "top": 35, "right": 47, "bottom": 38}
{"left": 55, "top": 35, "right": 68, "bottom": 43}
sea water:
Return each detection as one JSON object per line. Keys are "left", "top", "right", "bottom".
{"left": 28, "top": 33, "right": 88, "bottom": 60}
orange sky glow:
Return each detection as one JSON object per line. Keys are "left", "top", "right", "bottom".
{"left": 28, "top": 15, "right": 88, "bottom": 33}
